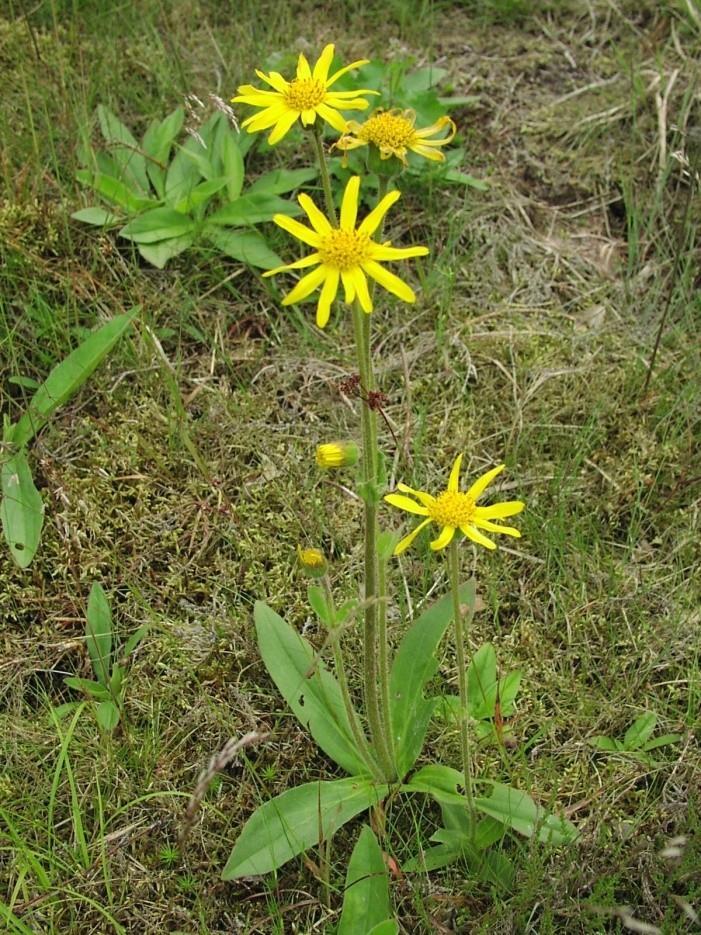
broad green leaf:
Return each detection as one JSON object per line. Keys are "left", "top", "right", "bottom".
{"left": 123, "top": 622, "right": 149, "bottom": 657}
{"left": 497, "top": 671, "right": 522, "bottom": 717}
{"left": 219, "top": 128, "right": 245, "bottom": 201}
{"left": 95, "top": 700, "right": 120, "bottom": 731}
{"left": 589, "top": 735, "right": 624, "bottom": 752}
{"left": 142, "top": 107, "right": 185, "bottom": 197}
{"left": 403, "top": 842, "right": 463, "bottom": 872}
{"left": 390, "top": 580, "right": 476, "bottom": 776}
{"left": 205, "top": 227, "right": 282, "bottom": 269}
{"left": 402, "top": 764, "right": 464, "bottom": 804}
{"left": 641, "top": 733, "right": 683, "bottom": 752}
{"left": 86, "top": 582, "right": 112, "bottom": 685}
{"left": 403, "top": 65, "right": 448, "bottom": 94}
{"left": 165, "top": 137, "right": 210, "bottom": 203}
{"left": 623, "top": 712, "right": 657, "bottom": 750}
{"left": 249, "top": 167, "right": 318, "bottom": 195}
{"left": 137, "top": 234, "right": 194, "bottom": 268}
{"left": 1, "top": 450, "right": 44, "bottom": 568}
{"left": 443, "top": 170, "right": 489, "bottom": 191}
{"left": 254, "top": 601, "right": 367, "bottom": 776}
{"left": 75, "top": 169, "right": 155, "bottom": 213}
{"left": 119, "top": 207, "right": 195, "bottom": 243}
{"left": 367, "top": 923, "right": 398, "bottom": 935}
{"left": 10, "top": 311, "right": 137, "bottom": 448}
{"left": 173, "top": 177, "right": 228, "bottom": 213}
{"left": 71, "top": 206, "right": 120, "bottom": 225}
{"left": 338, "top": 825, "right": 392, "bottom": 935}
{"left": 63, "top": 677, "right": 110, "bottom": 700}
{"left": 208, "top": 192, "right": 300, "bottom": 226}
{"left": 97, "top": 105, "right": 150, "bottom": 194}
{"left": 467, "top": 644, "right": 497, "bottom": 719}
{"left": 221, "top": 776, "right": 387, "bottom": 879}
{"left": 474, "top": 782, "right": 578, "bottom": 845}
{"left": 110, "top": 664, "right": 125, "bottom": 697}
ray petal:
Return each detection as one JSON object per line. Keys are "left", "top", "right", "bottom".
{"left": 472, "top": 518, "right": 522, "bottom": 538}
{"left": 296, "top": 53, "right": 312, "bottom": 80}
{"left": 474, "top": 501, "right": 525, "bottom": 520}
{"left": 397, "top": 483, "right": 435, "bottom": 508}
{"left": 352, "top": 268, "right": 372, "bottom": 313}
{"left": 369, "top": 244, "right": 429, "bottom": 261}
{"left": 358, "top": 190, "right": 400, "bottom": 236}
{"left": 273, "top": 215, "right": 322, "bottom": 247}
{"left": 298, "top": 193, "right": 333, "bottom": 234}
{"left": 281, "top": 264, "right": 328, "bottom": 306}
{"left": 430, "top": 525, "right": 456, "bottom": 551}
{"left": 340, "top": 176, "right": 360, "bottom": 229}
{"left": 465, "top": 464, "right": 505, "bottom": 502}
{"left": 315, "top": 102, "right": 349, "bottom": 133}
{"left": 267, "top": 109, "right": 300, "bottom": 145}
{"left": 461, "top": 524, "right": 497, "bottom": 550}
{"left": 362, "top": 260, "right": 416, "bottom": 303}
{"left": 326, "top": 59, "right": 371, "bottom": 87}
{"left": 255, "top": 70, "right": 289, "bottom": 94}
{"left": 313, "top": 44, "right": 335, "bottom": 83}
{"left": 384, "top": 493, "right": 430, "bottom": 516}
{"left": 448, "top": 454, "right": 463, "bottom": 493}
{"left": 262, "top": 253, "right": 321, "bottom": 277}
{"left": 316, "top": 268, "right": 340, "bottom": 328}
{"left": 394, "top": 518, "right": 431, "bottom": 556}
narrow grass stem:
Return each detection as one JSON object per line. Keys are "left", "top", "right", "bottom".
{"left": 312, "top": 124, "right": 337, "bottom": 226}
{"left": 322, "top": 577, "right": 384, "bottom": 783}
{"left": 448, "top": 540, "right": 477, "bottom": 831}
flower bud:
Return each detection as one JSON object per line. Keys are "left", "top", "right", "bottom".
{"left": 297, "top": 546, "right": 328, "bottom": 579}
{"left": 315, "top": 441, "right": 359, "bottom": 470}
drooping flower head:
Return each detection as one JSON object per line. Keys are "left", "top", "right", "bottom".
{"left": 232, "top": 44, "right": 378, "bottom": 145}
{"left": 263, "top": 175, "right": 429, "bottom": 328}
{"left": 297, "top": 545, "right": 328, "bottom": 578}
{"left": 336, "top": 109, "right": 457, "bottom": 164}
{"left": 385, "top": 456, "right": 525, "bottom": 555}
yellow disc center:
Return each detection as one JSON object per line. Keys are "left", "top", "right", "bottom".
{"left": 319, "top": 228, "right": 372, "bottom": 271}
{"left": 284, "top": 78, "right": 326, "bottom": 111}
{"left": 359, "top": 111, "right": 416, "bottom": 150}
{"left": 428, "top": 491, "right": 475, "bottom": 528}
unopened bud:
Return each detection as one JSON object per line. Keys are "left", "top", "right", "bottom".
{"left": 315, "top": 441, "right": 359, "bottom": 470}
{"left": 297, "top": 546, "right": 328, "bottom": 578}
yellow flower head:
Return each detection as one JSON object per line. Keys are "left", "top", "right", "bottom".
{"left": 262, "top": 175, "right": 429, "bottom": 328}
{"left": 336, "top": 108, "right": 457, "bottom": 164}
{"left": 384, "top": 456, "right": 525, "bottom": 555}
{"left": 297, "top": 545, "right": 328, "bottom": 577}
{"left": 232, "top": 44, "right": 378, "bottom": 145}
{"left": 316, "top": 441, "right": 359, "bottom": 469}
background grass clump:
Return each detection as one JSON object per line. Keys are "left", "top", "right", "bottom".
{"left": 1, "top": 0, "right": 700, "bottom": 931}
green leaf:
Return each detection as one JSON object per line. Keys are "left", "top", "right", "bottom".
{"left": 165, "top": 136, "right": 212, "bottom": 202}
{"left": 467, "top": 644, "right": 497, "bottom": 719}
{"left": 221, "top": 776, "right": 387, "bottom": 879}
{"left": 474, "top": 782, "right": 578, "bottom": 845}
{"left": 641, "top": 733, "right": 683, "bottom": 752}
{"left": 142, "top": 107, "right": 185, "bottom": 198}
{"left": 254, "top": 601, "right": 367, "bottom": 776}
{"left": 119, "top": 207, "right": 195, "bottom": 243}
{"left": 390, "top": 580, "right": 476, "bottom": 776}
{"left": 71, "top": 206, "right": 120, "bottom": 225}
{"left": 137, "top": 235, "right": 194, "bottom": 268}
{"left": 367, "top": 923, "right": 398, "bottom": 935}
{"left": 95, "top": 700, "right": 120, "bottom": 732}
{"left": 10, "top": 311, "right": 137, "bottom": 448}
{"left": 1, "top": 450, "right": 44, "bottom": 568}
{"left": 402, "top": 764, "right": 464, "bottom": 804}
{"left": 589, "top": 735, "right": 624, "bottom": 752}
{"left": 249, "top": 167, "right": 318, "bottom": 195}
{"left": 75, "top": 169, "right": 155, "bottom": 213}
{"left": 205, "top": 227, "right": 282, "bottom": 269}
{"left": 497, "top": 671, "right": 522, "bottom": 717}
{"left": 403, "top": 842, "right": 463, "bottom": 872}
{"left": 63, "top": 676, "right": 110, "bottom": 699}
{"left": 404, "top": 66, "right": 448, "bottom": 94}
{"left": 173, "top": 177, "right": 228, "bottom": 213}
{"left": 86, "top": 582, "right": 112, "bottom": 685}
{"left": 208, "top": 192, "right": 300, "bottom": 226}
{"left": 110, "top": 664, "right": 124, "bottom": 697}
{"left": 623, "top": 712, "right": 657, "bottom": 750}
{"left": 219, "top": 129, "right": 244, "bottom": 201}
{"left": 307, "top": 584, "right": 333, "bottom": 627}
{"left": 443, "top": 170, "right": 489, "bottom": 191}
{"left": 97, "top": 105, "right": 150, "bottom": 194}
{"left": 123, "top": 622, "right": 149, "bottom": 657}
{"left": 338, "top": 825, "right": 392, "bottom": 935}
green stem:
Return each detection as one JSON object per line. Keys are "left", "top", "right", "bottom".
{"left": 448, "top": 539, "right": 477, "bottom": 830}
{"left": 312, "top": 124, "right": 337, "bottom": 225}
{"left": 322, "top": 577, "right": 384, "bottom": 783}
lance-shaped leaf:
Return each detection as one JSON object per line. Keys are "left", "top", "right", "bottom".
{"left": 389, "top": 580, "right": 476, "bottom": 776}
{"left": 208, "top": 192, "right": 301, "bottom": 226}
{"left": 248, "top": 167, "right": 318, "bottom": 195}
{"left": 86, "top": 582, "right": 112, "bottom": 686}
{"left": 254, "top": 601, "right": 367, "bottom": 776}
{"left": 9, "top": 311, "right": 137, "bottom": 448}
{"left": 205, "top": 227, "right": 282, "bottom": 269}
{"left": 338, "top": 825, "right": 394, "bottom": 935}
{"left": 1, "top": 450, "right": 44, "bottom": 568}
{"left": 474, "top": 781, "right": 578, "bottom": 845}
{"left": 222, "top": 776, "right": 388, "bottom": 879}
{"left": 97, "top": 105, "right": 150, "bottom": 194}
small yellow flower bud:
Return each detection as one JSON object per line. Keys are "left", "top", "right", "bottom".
{"left": 315, "top": 441, "right": 359, "bottom": 470}
{"left": 297, "top": 546, "right": 328, "bottom": 578}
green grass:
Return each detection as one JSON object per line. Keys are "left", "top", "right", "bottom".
{"left": 1, "top": 0, "right": 700, "bottom": 931}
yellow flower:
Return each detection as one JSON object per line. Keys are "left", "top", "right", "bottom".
{"left": 231, "top": 44, "right": 378, "bottom": 145}
{"left": 384, "top": 456, "right": 525, "bottom": 555}
{"left": 316, "top": 441, "right": 359, "bottom": 469}
{"left": 297, "top": 545, "right": 328, "bottom": 577}
{"left": 262, "top": 175, "right": 429, "bottom": 327}
{"left": 336, "top": 108, "right": 457, "bottom": 164}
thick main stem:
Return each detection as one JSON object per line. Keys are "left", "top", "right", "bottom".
{"left": 448, "top": 540, "right": 477, "bottom": 830}
{"left": 322, "top": 577, "right": 384, "bottom": 782}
